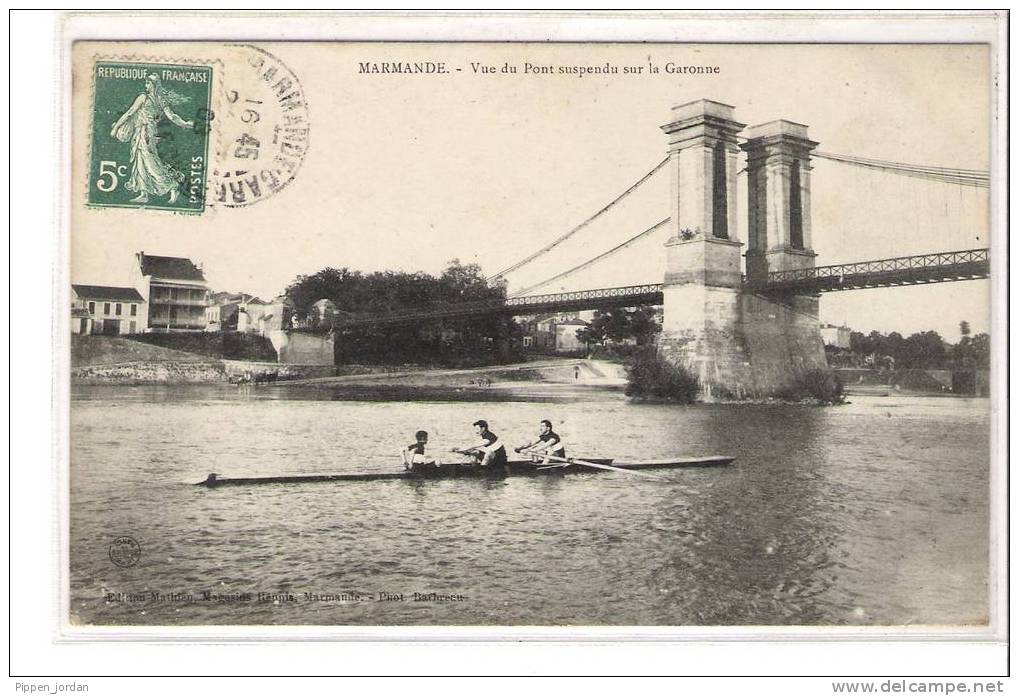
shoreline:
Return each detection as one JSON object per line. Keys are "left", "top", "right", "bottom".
{"left": 70, "top": 357, "right": 987, "bottom": 402}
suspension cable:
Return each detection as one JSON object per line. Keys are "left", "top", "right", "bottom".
{"left": 510, "top": 218, "right": 671, "bottom": 297}
{"left": 813, "top": 151, "right": 989, "bottom": 188}
{"left": 486, "top": 157, "right": 669, "bottom": 281}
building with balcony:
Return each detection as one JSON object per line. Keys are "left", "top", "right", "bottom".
{"left": 71, "top": 284, "right": 146, "bottom": 335}
{"left": 134, "top": 252, "right": 209, "bottom": 332}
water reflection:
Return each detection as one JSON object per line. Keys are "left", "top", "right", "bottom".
{"left": 69, "top": 388, "right": 990, "bottom": 626}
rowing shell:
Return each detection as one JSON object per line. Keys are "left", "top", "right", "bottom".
{"left": 195, "top": 455, "right": 735, "bottom": 487}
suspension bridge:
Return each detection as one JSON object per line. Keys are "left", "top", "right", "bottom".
{"left": 335, "top": 99, "right": 990, "bottom": 397}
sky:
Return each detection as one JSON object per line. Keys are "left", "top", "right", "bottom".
{"left": 71, "top": 42, "right": 993, "bottom": 341}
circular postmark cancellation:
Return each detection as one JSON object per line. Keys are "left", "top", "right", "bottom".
{"left": 108, "top": 536, "right": 142, "bottom": 567}
{"left": 211, "top": 45, "right": 310, "bottom": 208}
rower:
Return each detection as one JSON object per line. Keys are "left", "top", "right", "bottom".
{"left": 402, "top": 430, "right": 438, "bottom": 471}
{"left": 515, "top": 419, "right": 566, "bottom": 465}
{"left": 453, "top": 419, "right": 508, "bottom": 467}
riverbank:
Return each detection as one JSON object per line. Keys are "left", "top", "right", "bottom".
{"left": 275, "top": 358, "right": 627, "bottom": 388}
{"left": 71, "top": 359, "right": 339, "bottom": 385}
{"left": 70, "top": 335, "right": 627, "bottom": 391}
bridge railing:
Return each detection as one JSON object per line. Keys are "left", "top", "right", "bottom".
{"left": 756, "top": 248, "right": 990, "bottom": 293}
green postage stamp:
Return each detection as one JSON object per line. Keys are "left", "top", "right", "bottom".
{"left": 87, "top": 62, "right": 214, "bottom": 213}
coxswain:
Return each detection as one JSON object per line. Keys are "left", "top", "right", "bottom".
{"left": 515, "top": 419, "right": 567, "bottom": 465}
{"left": 402, "top": 430, "right": 438, "bottom": 471}
{"left": 453, "top": 419, "right": 508, "bottom": 467}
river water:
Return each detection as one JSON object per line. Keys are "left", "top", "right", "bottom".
{"left": 69, "top": 385, "right": 990, "bottom": 627}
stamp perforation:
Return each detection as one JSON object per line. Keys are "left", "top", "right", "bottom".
{"left": 84, "top": 53, "right": 226, "bottom": 214}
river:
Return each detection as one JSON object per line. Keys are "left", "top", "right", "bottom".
{"left": 69, "top": 385, "right": 990, "bottom": 627}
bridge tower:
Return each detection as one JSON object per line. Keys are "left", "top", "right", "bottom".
{"left": 658, "top": 100, "right": 827, "bottom": 398}
{"left": 742, "top": 120, "right": 819, "bottom": 281}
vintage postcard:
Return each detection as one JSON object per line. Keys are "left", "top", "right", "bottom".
{"left": 62, "top": 21, "right": 1004, "bottom": 639}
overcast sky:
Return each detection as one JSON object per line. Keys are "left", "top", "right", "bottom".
{"left": 72, "top": 42, "right": 992, "bottom": 341}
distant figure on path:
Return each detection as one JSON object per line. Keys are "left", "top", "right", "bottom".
{"left": 574, "top": 365, "right": 581, "bottom": 380}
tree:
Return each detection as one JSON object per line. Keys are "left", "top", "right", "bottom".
{"left": 576, "top": 305, "right": 661, "bottom": 347}
{"left": 969, "top": 333, "right": 990, "bottom": 370}
{"left": 284, "top": 260, "right": 518, "bottom": 366}
{"left": 897, "top": 331, "right": 946, "bottom": 369}
{"left": 850, "top": 331, "right": 872, "bottom": 355}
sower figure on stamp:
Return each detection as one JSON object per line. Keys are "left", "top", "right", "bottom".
{"left": 110, "top": 73, "right": 194, "bottom": 204}
{"left": 452, "top": 419, "right": 508, "bottom": 468}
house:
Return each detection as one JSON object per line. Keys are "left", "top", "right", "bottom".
{"left": 71, "top": 284, "right": 146, "bottom": 335}
{"left": 134, "top": 252, "right": 209, "bottom": 332}
{"left": 256, "top": 295, "right": 297, "bottom": 336}
{"left": 520, "top": 313, "right": 590, "bottom": 354}
{"left": 236, "top": 297, "right": 270, "bottom": 333}
{"left": 549, "top": 317, "right": 590, "bottom": 353}
{"left": 205, "top": 292, "right": 269, "bottom": 333}
{"left": 820, "top": 323, "right": 852, "bottom": 349}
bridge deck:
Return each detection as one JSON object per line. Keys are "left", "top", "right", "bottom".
{"left": 751, "top": 249, "right": 990, "bottom": 294}
{"left": 335, "top": 249, "right": 989, "bottom": 329}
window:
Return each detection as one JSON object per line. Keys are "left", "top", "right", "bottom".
{"left": 789, "top": 160, "right": 804, "bottom": 250}
{"left": 711, "top": 141, "right": 729, "bottom": 239}
{"left": 88, "top": 302, "right": 95, "bottom": 314}
{"left": 115, "top": 303, "right": 122, "bottom": 316}
{"left": 130, "top": 304, "right": 137, "bottom": 316}
{"left": 104, "top": 302, "right": 110, "bottom": 315}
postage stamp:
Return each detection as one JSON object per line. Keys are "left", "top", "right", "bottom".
{"left": 87, "top": 61, "right": 214, "bottom": 213}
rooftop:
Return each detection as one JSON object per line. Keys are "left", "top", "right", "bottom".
{"left": 137, "top": 252, "right": 206, "bottom": 282}
{"left": 72, "top": 284, "right": 145, "bottom": 302}
{"left": 210, "top": 291, "right": 264, "bottom": 305}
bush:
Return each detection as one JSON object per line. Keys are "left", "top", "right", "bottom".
{"left": 625, "top": 348, "right": 700, "bottom": 403}
{"left": 791, "top": 368, "right": 846, "bottom": 404}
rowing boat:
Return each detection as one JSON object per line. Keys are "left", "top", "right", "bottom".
{"left": 195, "top": 455, "right": 735, "bottom": 487}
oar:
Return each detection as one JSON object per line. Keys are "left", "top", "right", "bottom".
{"left": 537, "top": 453, "right": 663, "bottom": 481}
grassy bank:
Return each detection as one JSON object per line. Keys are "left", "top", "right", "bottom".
{"left": 71, "top": 335, "right": 210, "bottom": 367}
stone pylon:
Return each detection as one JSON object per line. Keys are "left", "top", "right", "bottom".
{"left": 742, "top": 120, "right": 819, "bottom": 281}
{"left": 657, "top": 101, "right": 827, "bottom": 399}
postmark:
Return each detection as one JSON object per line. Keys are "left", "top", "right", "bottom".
{"left": 88, "top": 62, "right": 214, "bottom": 213}
{"left": 108, "top": 535, "right": 141, "bottom": 567}
{"left": 210, "top": 45, "right": 310, "bottom": 208}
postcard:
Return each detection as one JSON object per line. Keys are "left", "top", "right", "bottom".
{"left": 63, "top": 25, "right": 1003, "bottom": 638}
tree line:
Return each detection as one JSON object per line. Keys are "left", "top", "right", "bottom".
{"left": 838, "top": 321, "right": 989, "bottom": 371}
{"left": 284, "top": 260, "right": 521, "bottom": 366}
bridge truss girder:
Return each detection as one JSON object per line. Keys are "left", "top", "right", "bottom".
{"left": 752, "top": 248, "right": 990, "bottom": 295}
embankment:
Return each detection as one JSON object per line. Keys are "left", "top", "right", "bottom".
{"left": 277, "top": 359, "right": 627, "bottom": 389}
{"left": 70, "top": 335, "right": 335, "bottom": 385}
{"left": 72, "top": 360, "right": 338, "bottom": 386}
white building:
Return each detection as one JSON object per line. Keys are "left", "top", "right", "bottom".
{"left": 71, "top": 285, "right": 146, "bottom": 335}
{"left": 820, "top": 323, "right": 852, "bottom": 349}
